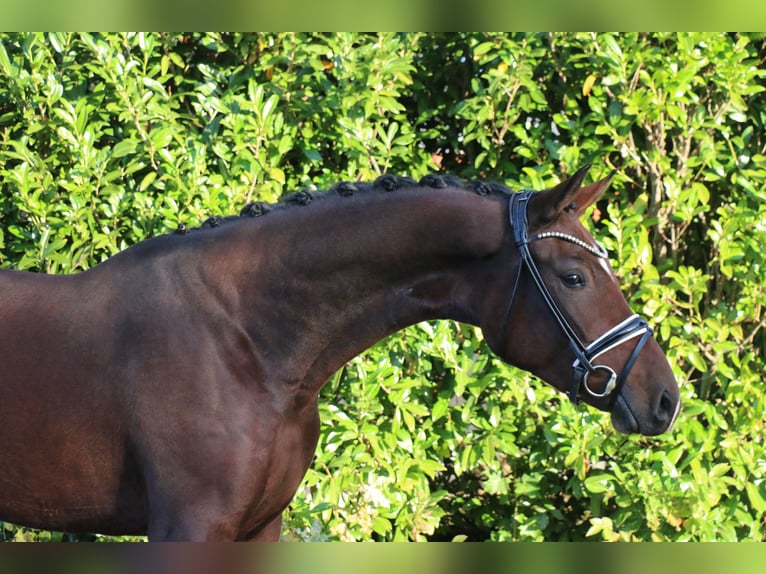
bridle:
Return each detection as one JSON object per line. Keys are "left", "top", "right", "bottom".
{"left": 507, "top": 190, "right": 654, "bottom": 407}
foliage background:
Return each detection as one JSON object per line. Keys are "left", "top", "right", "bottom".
{"left": 0, "top": 32, "right": 764, "bottom": 541}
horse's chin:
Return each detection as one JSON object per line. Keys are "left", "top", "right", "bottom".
{"left": 610, "top": 395, "right": 639, "bottom": 435}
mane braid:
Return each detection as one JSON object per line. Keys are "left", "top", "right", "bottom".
{"left": 176, "top": 173, "right": 514, "bottom": 235}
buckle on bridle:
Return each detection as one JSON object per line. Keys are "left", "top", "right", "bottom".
{"left": 583, "top": 365, "right": 617, "bottom": 398}
{"left": 568, "top": 317, "right": 653, "bottom": 406}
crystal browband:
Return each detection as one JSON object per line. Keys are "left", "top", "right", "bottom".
{"left": 532, "top": 231, "right": 608, "bottom": 259}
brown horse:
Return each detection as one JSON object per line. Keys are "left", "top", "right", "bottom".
{"left": 0, "top": 166, "right": 679, "bottom": 541}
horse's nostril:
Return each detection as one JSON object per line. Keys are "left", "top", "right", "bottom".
{"left": 657, "top": 389, "right": 677, "bottom": 423}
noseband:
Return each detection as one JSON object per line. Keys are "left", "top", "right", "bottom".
{"left": 508, "top": 190, "right": 654, "bottom": 407}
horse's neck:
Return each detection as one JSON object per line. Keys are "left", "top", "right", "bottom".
{"left": 226, "top": 188, "right": 508, "bottom": 396}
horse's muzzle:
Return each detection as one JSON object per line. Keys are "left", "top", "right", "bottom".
{"left": 611, "top": 387, "right": 680, "bottom": 436}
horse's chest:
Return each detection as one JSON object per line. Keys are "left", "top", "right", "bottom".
{"left": 239, "top": 402, "right": 321, "bottom": 533}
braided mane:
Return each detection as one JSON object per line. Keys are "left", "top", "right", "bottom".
{"left": 175, "top": 174, "right": 512, "bottom": 235}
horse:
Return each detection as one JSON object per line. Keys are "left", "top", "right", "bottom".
{"left": 0, "top": 165, "right": 680, "bottom": 541}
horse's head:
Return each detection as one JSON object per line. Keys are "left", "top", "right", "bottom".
{"left": 482, "top": 166, "right": 680, "bottom": 436}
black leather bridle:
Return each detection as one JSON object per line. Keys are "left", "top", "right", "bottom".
{"left": 508, "top": 190, "right": 654, "bottom": 407}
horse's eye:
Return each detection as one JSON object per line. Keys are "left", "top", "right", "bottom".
{"left": 561, "top": 273, "right": 585, "bottom": 288}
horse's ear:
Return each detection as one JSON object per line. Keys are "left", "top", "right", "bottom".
{"left": 572, "top": 169, "right": 616, "bottom": 217}
{"left": 530, "top": 166, "right": 616, "bottom": 227}
{"left": 530, "top": 164, "right": 592, "bottom": 227}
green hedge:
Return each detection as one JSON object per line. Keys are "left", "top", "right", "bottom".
{"left": 0, "top": 32, "right": 764, "bottom": 541}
